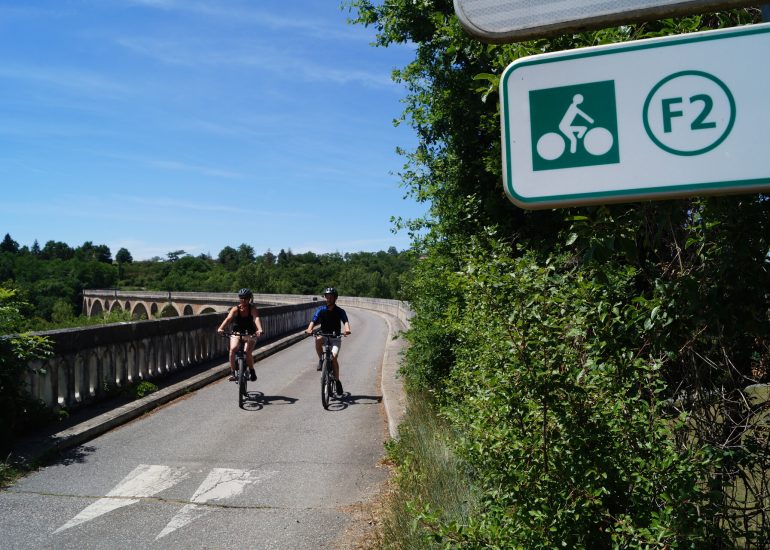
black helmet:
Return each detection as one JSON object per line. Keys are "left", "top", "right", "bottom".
{"left": 237, "top": 288, "right": 253, "bottom": 300}
{"left": 323, "top": 287, "right": 338, "bottom": 297}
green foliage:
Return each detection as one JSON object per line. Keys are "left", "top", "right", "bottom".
{"left": 0, "top": 287, "right": 53, "bottom": 454}
{"left": 349, "top": 1, "right": 769, "bottom": 547}
{"left": 115, "top": 247, "right": 133, "bottom": 264}
{"left": 133, "top": 381, "right": 158, "bottom": 398}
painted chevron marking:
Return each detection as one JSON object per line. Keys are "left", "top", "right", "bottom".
{"left": 54, "top": 464, "right": 189, "bottom": 533}
{"left": 156, "top": 468, "right": 274, "bottom": 540}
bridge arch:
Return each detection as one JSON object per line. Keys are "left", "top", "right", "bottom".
{"left": 160, "top": 303, "right": 179, "bottom": 317}
{"left": 91, "top": 300, "right": 103, "bottom": 317}
{"left": 132, "top": 303, "right": 149, "bottom": 320}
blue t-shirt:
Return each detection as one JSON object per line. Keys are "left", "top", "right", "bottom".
{"left": 311, "top": 305, "right": 348, "bottom": 334}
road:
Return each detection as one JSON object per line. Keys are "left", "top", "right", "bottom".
{"left": 0, "top": 309, "right": 391, "bottom": 549}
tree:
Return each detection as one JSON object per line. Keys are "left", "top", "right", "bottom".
{"left": 166, "top": 250, "right": 186, "bottom": 262}
{"left": 31, "top": 240, "right": 40, "bottom": 256}
{"left": 76, "top": 241, "right": 112, "bottom": 263}
{"left": 1, "top": 233, "right": 19, "bottom": 254}
{"left": 40, "top": 240, "right": 74, "bottom": 260}
{"left": 217, "top": 246, "right": 238, "bottom": 270}
{"left": 115, "top": 248, "right": 133, "bottom": 264}
{"left": 237, "top": 243, "right": 255, "bottom": 265}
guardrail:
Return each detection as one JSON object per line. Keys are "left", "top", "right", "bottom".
{"left": 24, "top": 301, "right": 317, "bottom": 410}
{"left": 25, "top": 292, "right": 413, "bottom": 412}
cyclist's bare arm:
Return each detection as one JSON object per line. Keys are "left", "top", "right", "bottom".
{"left": 217, "top": 307, "right": 237, "bottom": 333}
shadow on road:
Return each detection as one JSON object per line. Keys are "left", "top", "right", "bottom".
{"left": 322, "top": 393, "right": 383, "bottom": 412}
{"left": 241, "top": 391, "right": 298, "bottom": 411}
{"left": 343, "top": 394, "right": 382, "bottom": 405}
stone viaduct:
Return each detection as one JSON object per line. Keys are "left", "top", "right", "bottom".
{"left": 83, "top": 290, "right": 249, "bottom": 319}
{"left": 22, "top": 291, "right": 411, "bottom": 412}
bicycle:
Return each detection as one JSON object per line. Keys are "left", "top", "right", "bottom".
{"left": 315, "top": 331, "right": 343, "bottom": 410}
{"left": 220, "top": 330, "right": 255, "bottom": 408}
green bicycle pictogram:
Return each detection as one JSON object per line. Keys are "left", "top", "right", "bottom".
{"left": 530, "top": 80, "right": 620, "bottom": 171}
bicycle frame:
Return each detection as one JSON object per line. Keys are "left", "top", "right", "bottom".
{"left": 316, "top": 331, "right": 339, "bottom": 410}
{"left": 221, "top": 331, "right": 253, "bottom": 408}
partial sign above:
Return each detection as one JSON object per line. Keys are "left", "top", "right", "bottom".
{"left": 500, "top": 23, "right": 770, "bottom": 209}
{"left": 454, "top": 0, "right": 757, "bottom": 43}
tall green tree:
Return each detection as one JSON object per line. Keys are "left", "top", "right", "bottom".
{"left": 115, "top": 248, "right": 133, "bottom": 264}
{"left": 1, "top": 233, "right": 19, "bottom": 254}
{"left": 40, "top": 240, "right": 74, "bottom": 261}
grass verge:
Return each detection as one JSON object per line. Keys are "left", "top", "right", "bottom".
{"left": 374, "top": 391, "right": 480, "bottom": 549}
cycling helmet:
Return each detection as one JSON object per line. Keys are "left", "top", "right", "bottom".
{"left": 323, "top": 287, "right": 338, "bottom": 297}
{"left": 237, "top": 288, "right": 253, "bottom": 300}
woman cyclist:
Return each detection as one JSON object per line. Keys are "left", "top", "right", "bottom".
{"left": 217, "top": 288, "right": 264, "bottom": 381}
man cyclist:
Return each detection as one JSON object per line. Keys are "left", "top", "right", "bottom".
{"left": 306, "top": 287, "right": 351, "bottom": 395}
{"left": 217, "top": 288, "right": 264, "bottom": 381}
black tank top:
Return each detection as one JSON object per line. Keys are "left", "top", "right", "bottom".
{"left": 231, "top": 305, "right": 257, "bottom": 333}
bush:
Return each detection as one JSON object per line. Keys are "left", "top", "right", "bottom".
{"left": 0, "top": 287, "right": 52, "bottom": 455}
{"left": 397, "top": 235, "right": 729, "bottom": 547}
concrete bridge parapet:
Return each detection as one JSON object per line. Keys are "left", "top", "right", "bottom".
{"left": 25, "top": 301, "right": 317, "bottom": 410}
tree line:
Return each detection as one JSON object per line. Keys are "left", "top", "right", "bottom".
{"left": 0, "top": 233, "right": 412, "bottom": 331}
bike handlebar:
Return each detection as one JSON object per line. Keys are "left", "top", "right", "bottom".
{"left": 312, "top": 330, "right": 348, "bottom": 338}
{"left": 219, "top": 330, "right": 257, "bottom": 339}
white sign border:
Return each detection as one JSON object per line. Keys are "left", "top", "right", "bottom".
{"left": 500, "top": 23, "right": 770, "bottom": 210}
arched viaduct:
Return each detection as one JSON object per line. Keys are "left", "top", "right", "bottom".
{"left": 24, "top": 291, "right": 412, "bottom": 412}
{"left": 82, "top": 290, "right": 267, "bottom": 319}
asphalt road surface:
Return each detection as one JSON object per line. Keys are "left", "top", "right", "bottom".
{"left": 1, "top": 308, "right": 391, "bottom": 549}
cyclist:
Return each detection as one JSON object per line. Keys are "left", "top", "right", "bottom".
{"left": 306, "top": 287, "right": 351, "bottom": 395}
{"left": 558, "top": 93, "right": 594, "bottom": 154}
{"left": 217, "top": 288, "right": 264, "bottom": 381}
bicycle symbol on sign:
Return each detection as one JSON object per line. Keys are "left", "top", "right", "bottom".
{"left": 536, "top": 93, "right": 615, "bottom": 161}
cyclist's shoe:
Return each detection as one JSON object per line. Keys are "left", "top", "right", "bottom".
{"left": 335, "top": 380, "right": 343, "bottom": 395}
{"left": 317, "top": 359, "right": 322, "bottom": 371}
{"left": 249, "top": 368, "right": 257, "bottom": 381}
{"left": 228, "top": 372, "right": 236, "bottom": 381}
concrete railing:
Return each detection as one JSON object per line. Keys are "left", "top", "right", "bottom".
{"left": 24, "top": 301, "right": 317, "bottom": 410}
{"left": 249, "top": 293, "right": 414, "bottom": 329}
{"left": 81, "top": 290, "right": 414, "bottom": 328}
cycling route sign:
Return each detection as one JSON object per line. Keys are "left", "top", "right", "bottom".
{"left": 500, "top": 23, "right": 770, "bottom": 209}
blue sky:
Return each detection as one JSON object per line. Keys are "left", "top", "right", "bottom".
{"left": 0, "top": 0, "right": 424, "bottom": 260}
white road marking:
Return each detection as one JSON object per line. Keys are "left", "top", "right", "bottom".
{"left": 156, "top": 468, "right": 274, "bottom": 539}
{"left": 53, "top": 464, "right": 189, "bottom": 533}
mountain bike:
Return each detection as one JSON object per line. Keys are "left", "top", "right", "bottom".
{"left": 315, "top": 331, "right": 342, "bottom": 410}
{"left": 220, "top": 331, "right": 254, "bottom": 408}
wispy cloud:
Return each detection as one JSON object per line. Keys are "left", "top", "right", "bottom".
{"left": 114, "top": 36, "right": 396, "bottom": 89}
{"left": 0, "top": 64, "right": 133, "bottom": 98}
{"left": 115, "top": 194, "right": 249, "bottom": 214}
{"left": 148, "top": 159, "right": 244, "bottom": 179}
{"left": 90, "top": 150, "right": 247, "bottom": 179}
{"left": 119, "top": 0, "right": 360, "bottom": 41}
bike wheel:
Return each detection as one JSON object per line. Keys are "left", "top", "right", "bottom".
{"left": 321, "top": 359, "right": 331, "bottom": 410}
{"left": 536, "top": 131, "right": 565, "bottom": 161}
{"left": 583, "top": 126, "right": 613, "bottom": 156}
{"left": 237, "top": 357, "right": 246, "bottom": 408}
